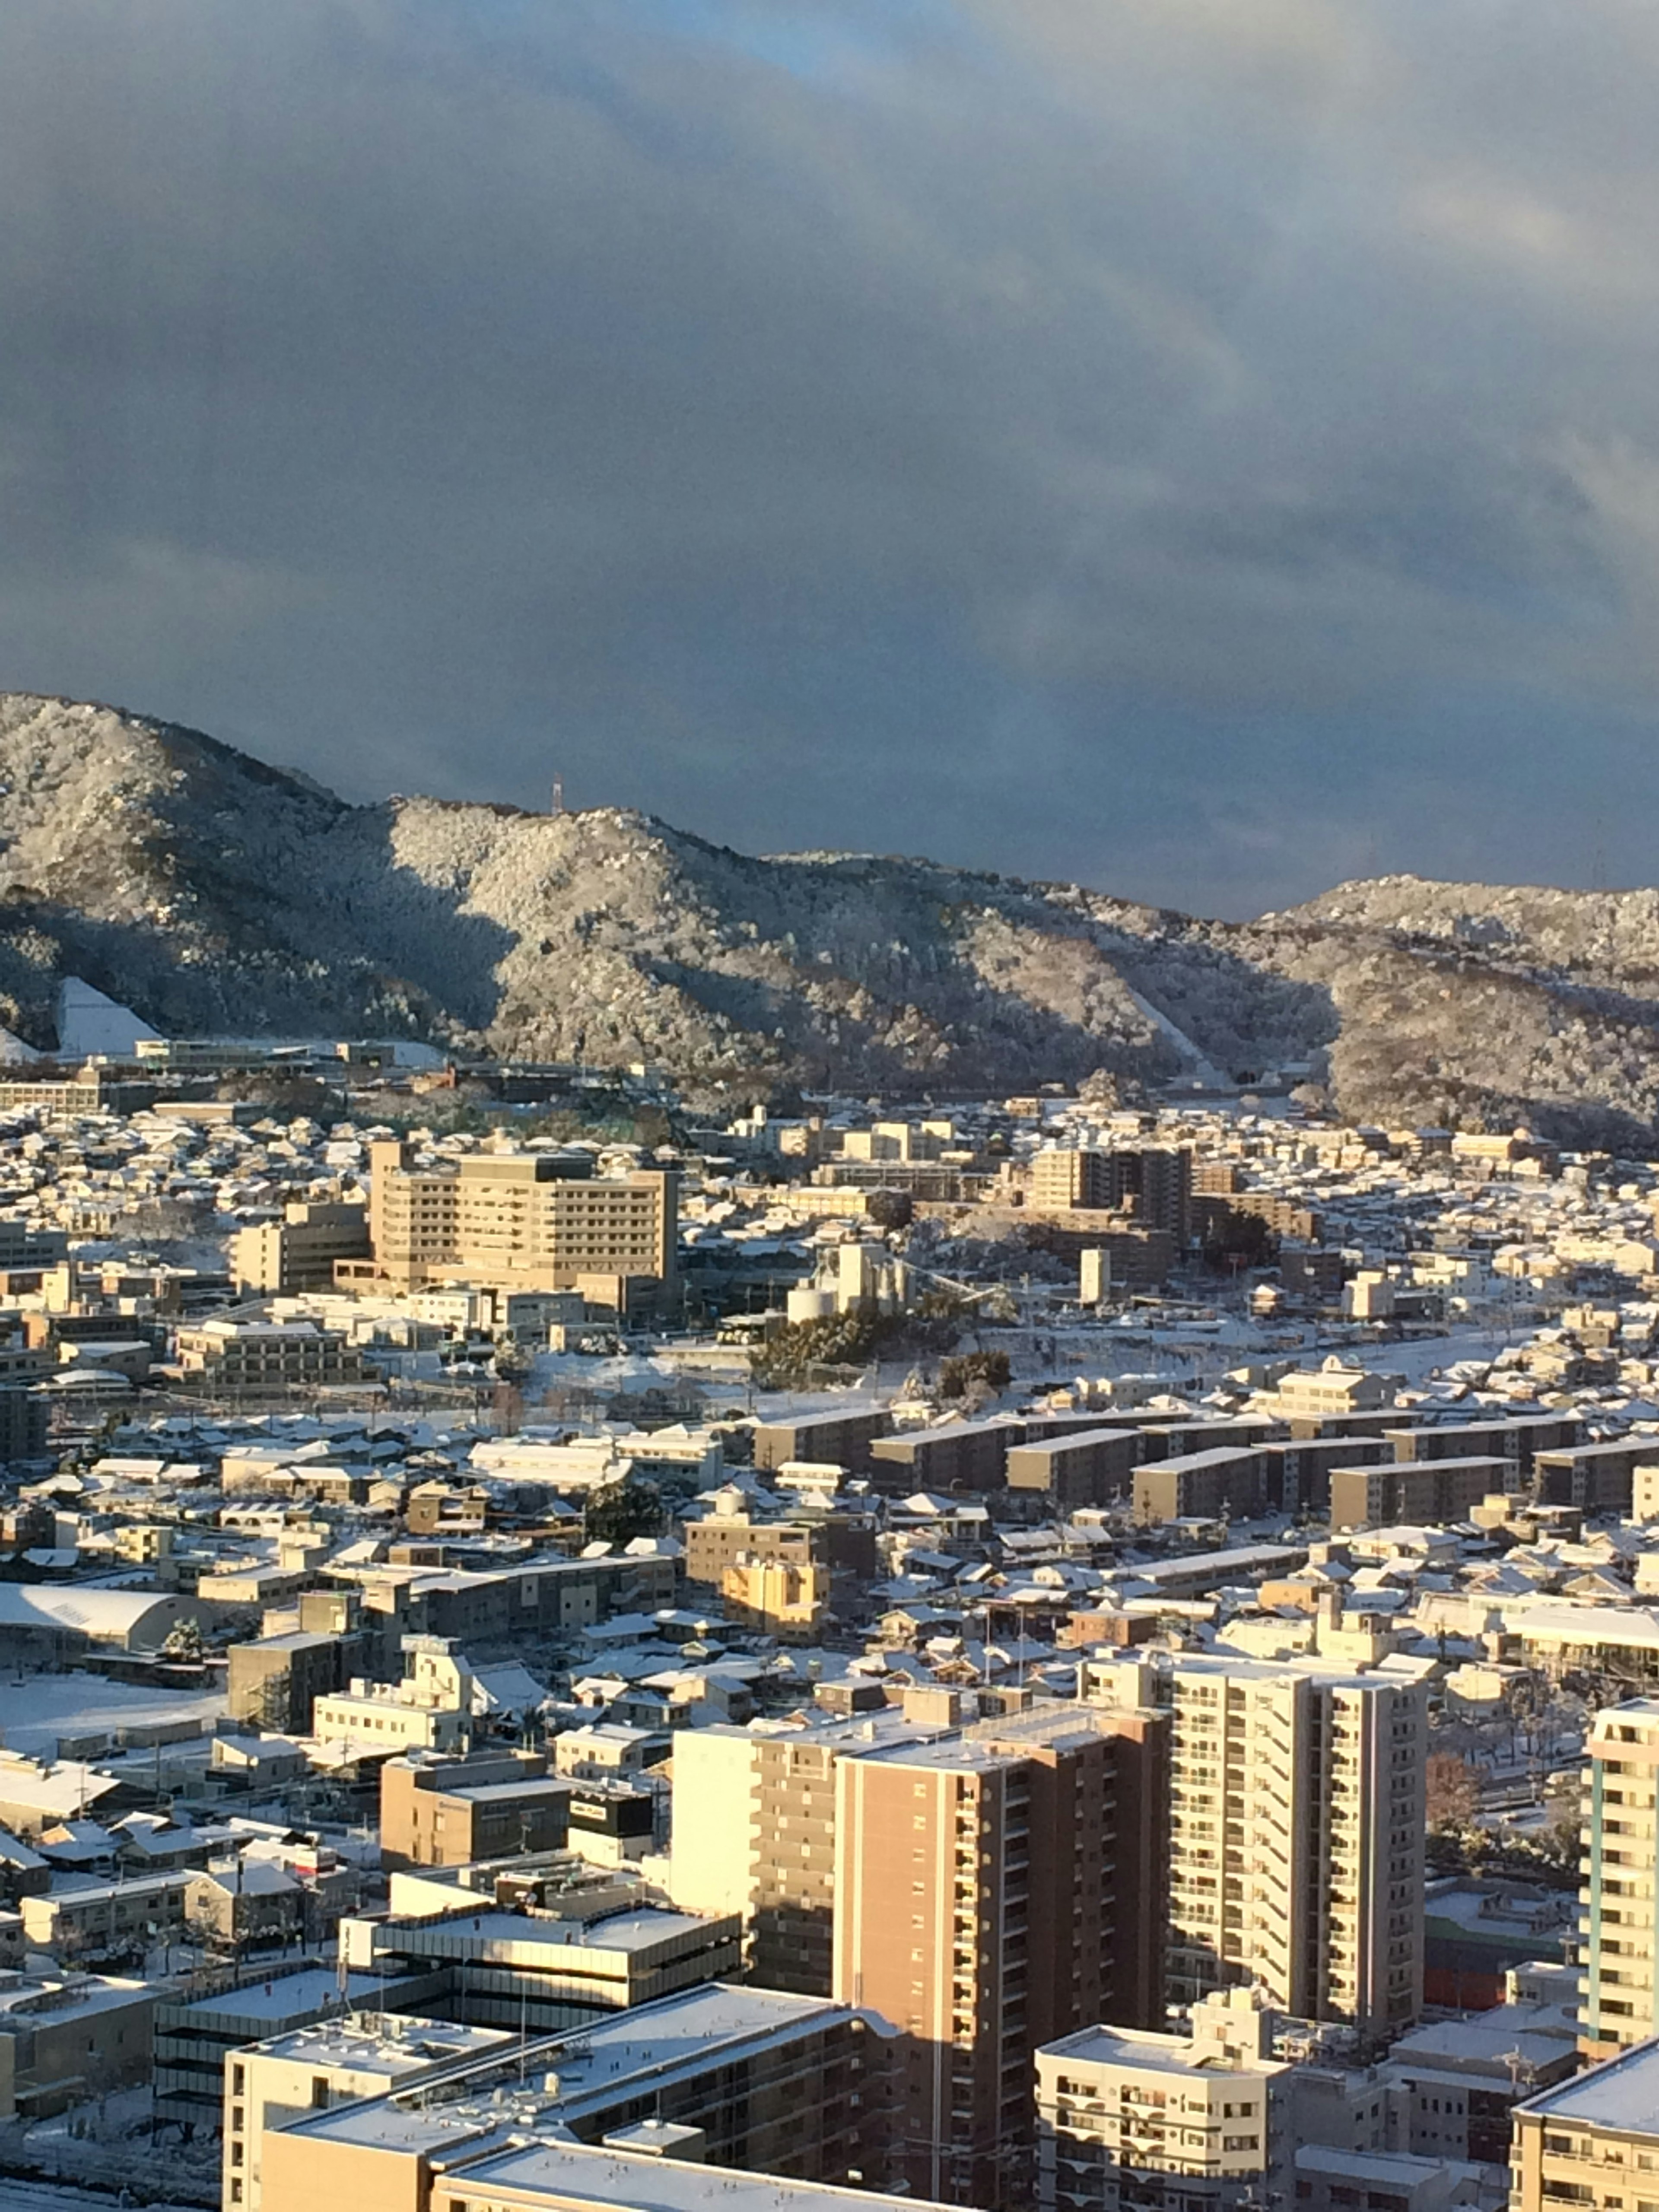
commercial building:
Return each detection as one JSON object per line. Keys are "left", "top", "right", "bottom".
{"left": 1036, "top": 1989, "right": 1288, "bottom": 2212}
{"left": 250, "top": 1986, "right": 903, "bottom": 2212}
{"left": 154, "top": 1959, "right": 448, "bottom": 2135}
{"left": 351, "top": 1140, "right": 678, "bottom": 1309}
{"left": 380, "top": 1748, "right": 571, "bottom": 1870}
{"left": 311, "top": 1639, "right": 474, "bottom": 1758}
{"left": 1146, "top": 1652, "right": 1429, "bottom": 2039}
{"left": 1579, "top": 1697, "right": 1659, "bottom": 2058}
{"left": 224, "top": 2009, "right": 508, "bottom": 2210}
{"left": 341, "top": 1896, "right": 744, "bottom": 2036}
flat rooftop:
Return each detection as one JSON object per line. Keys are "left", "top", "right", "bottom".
{"left": 259, "top": 2012, "right": 508, "bottom": 2077}
{"left": 1519, "top": 2039, "right": 1659, "bottom": 2131}
{"left": 455, "top": 2138, "right": 956, "bottom": 2212}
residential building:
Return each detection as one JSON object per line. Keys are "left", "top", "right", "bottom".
{"left": 1035, "top": 1989, "right": 1288, "bottom": 2212}
{"left": 752, "top": 1406, "right": 893, "bottom": 1474}
{"left": 176, "top": 1318, "right": 365, "bottom": 1395}
{"left": 231, "top": 1201, "right": 371, "bottom": 1295}
{"left": 228, "top": 1630, "right": 353, "bottom": 1735}
{"left": 1580, "top": 1697, "right": 1659, "bottom": 2059}
{"left": 1150, "top": 1653, "right": 1429, "bottom": 2039}
{"left": 0, "top": 1973, "right": 155, "bottom": 2122}
{"left": 1328, "top": 1455, "right": 1513, "bottom": 1532}
{"left": 1006, "top": 1428, "right": 1141, "bottom": 1510}
{"left": 832, "top": 1700, "right": 1170, "bottom": 2207}
{"left": 1132, "top": 1446, "right": 1271, "bottom": 1526}
{"left": 721, "top": 1556, "right": 831, "bottom": 1640}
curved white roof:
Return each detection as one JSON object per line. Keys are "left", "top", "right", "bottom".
{"left": 0, "top": 1583, "right": 183, "bottom": 1640}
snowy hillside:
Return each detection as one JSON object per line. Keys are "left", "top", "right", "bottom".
{"left": 1, "top": 692, "right": 1657, "bottom": 1144}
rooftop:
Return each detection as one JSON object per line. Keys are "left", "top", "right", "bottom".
{"left": 259, "top": 2011, "right": 508, "bottom": 2076}
{"left": 455, "top": 2138, "right": 955, "bottom": 2212}
{"left": 1518, "top": 2038, "right": 1659, "bottom": 2132}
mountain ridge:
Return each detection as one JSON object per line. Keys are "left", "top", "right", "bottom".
{"left": 2, "top": 690, "right": 1658, "bottom": 1147}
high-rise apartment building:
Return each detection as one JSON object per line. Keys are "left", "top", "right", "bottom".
{"left": 1579, "top": 1697, "right": 1659, "bottom": 2059}
{"left": 670, "top": 1707, "right": 940, "bottom": 1994}
{"left": 1146, "top": 1654, "right": 1428, "bottom": 2040}
{"left": 832, "top": 1703, "right": 1169, "bottom": 2208}
{"left": 350, "top": 1139, "right": 677, "bottom": 1307}
{"left": 1029, "top": 1147, "right": 1190, "bottom": 1241}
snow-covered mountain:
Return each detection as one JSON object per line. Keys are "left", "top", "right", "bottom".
{"left": 2, "top": 691, "right": 1657, "bottom": 1146}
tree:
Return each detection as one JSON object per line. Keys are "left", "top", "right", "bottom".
{"left": 938, "top": 1350, "right": 1011, "bottom": 1400}
{"left": 162, "top": 1619, "right": 205, "bottom": 1662}
{"left": 585, "top": 1477, "right": 665, "bottom": 1547}
{"left": 1425, "top": 1751, "right": 1481, "bottom": 1828}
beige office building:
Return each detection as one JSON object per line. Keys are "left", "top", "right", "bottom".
{"left": 1160, "top": 1653, "right": 1428, "bottom": 2039}
{"left": 351, "top": 1140, "right": 677, "bottom": 1307}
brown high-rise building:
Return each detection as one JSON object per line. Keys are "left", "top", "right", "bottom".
{"left": 833, "top": 1703, "right": 1169, "bottom": 2209}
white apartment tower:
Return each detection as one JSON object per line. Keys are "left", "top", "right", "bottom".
{"left": 1162, "top": 1654, "right": 1429, "bottom": 2038}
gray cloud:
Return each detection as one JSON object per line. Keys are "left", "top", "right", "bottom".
{"left": 1, "top": 0, "right": 1657, "bottom": 914}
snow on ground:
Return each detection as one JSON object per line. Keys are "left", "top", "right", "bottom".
{"left": 0, "top": 1673, "right": 226, "bottom": 1758}
{"left": 0, "top": 2184, "right": 200, "bottom": 2212}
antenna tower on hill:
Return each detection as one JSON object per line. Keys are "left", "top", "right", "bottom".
{"left": 551, "top": 775, "right": 565, "bottom": 814}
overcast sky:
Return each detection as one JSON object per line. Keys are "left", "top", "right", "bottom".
{"left": 3, "top": 0, "right": 1658, "bottom": 916}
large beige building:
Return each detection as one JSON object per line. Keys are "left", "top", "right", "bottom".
{"left": 176, "top": 1316, "right": 365, "bottom": 1395}
{"left": 1579, "top": 1697, "right": 1659, "bottom": 2058}
{"left": 1145, "top": 1652, "right": 1429, "bottom": 2039}
{"left": 346, "top": 1139, "right": 678, "bottom": 1308}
